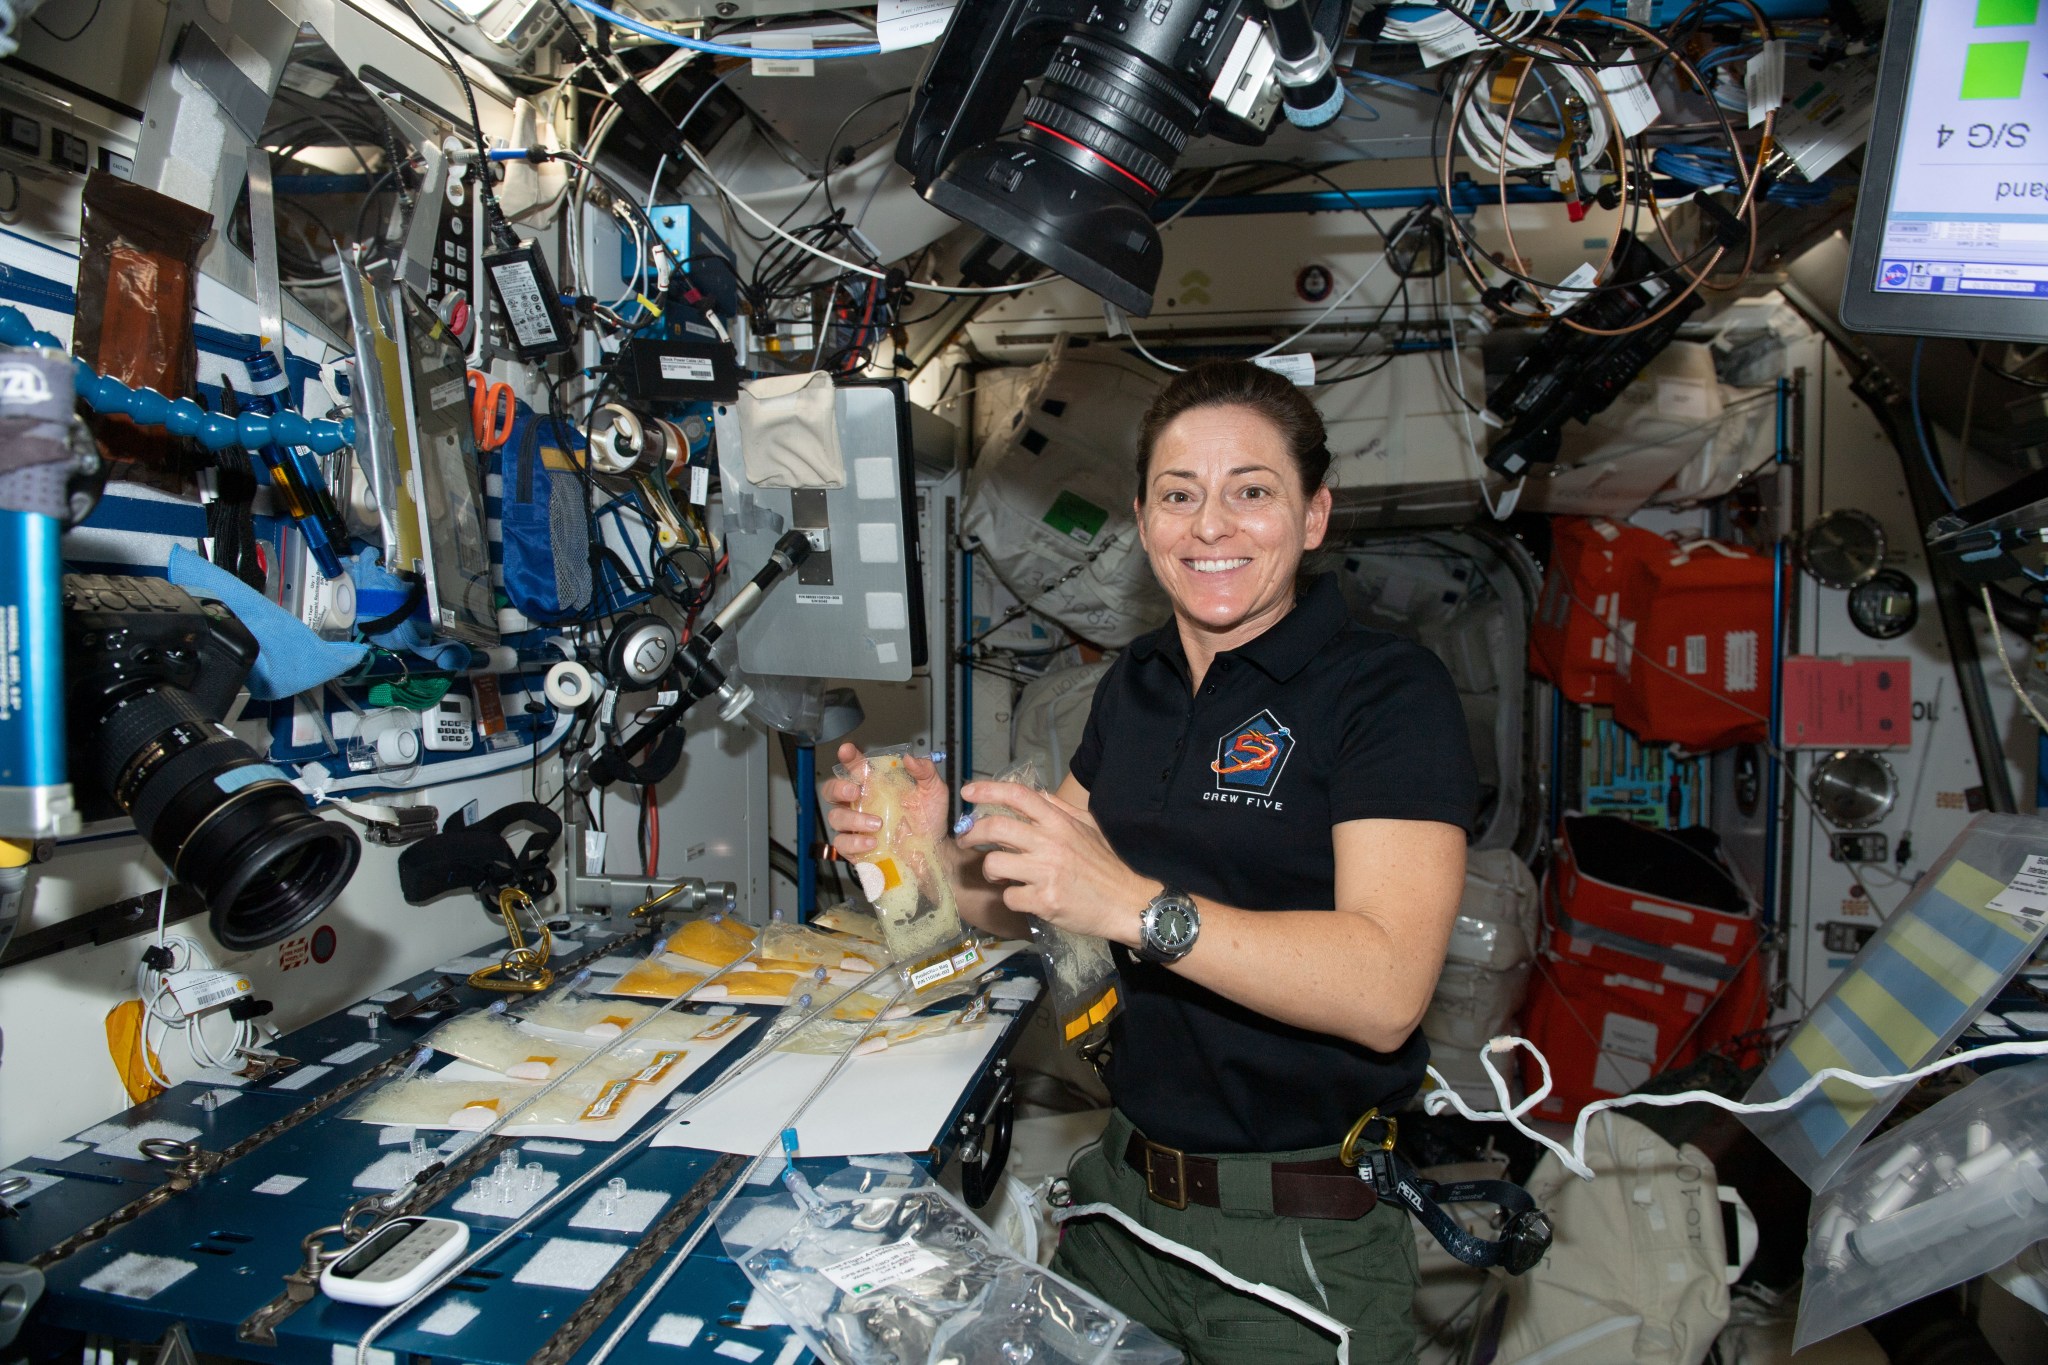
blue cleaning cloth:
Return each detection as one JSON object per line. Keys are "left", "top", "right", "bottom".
{"left": 347, "top": 547, "right": 472, "bottom": 669}
{"left": 167, "top": 545, "right": 368, "bottom": 700}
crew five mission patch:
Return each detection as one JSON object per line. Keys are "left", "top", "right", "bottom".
{"left": 1210, "top": 710, "right": 1295, "bottom": 802}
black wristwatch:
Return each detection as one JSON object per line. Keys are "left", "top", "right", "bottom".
{"left": 1136, "top": 885, "right": 1200, "bottom": 965}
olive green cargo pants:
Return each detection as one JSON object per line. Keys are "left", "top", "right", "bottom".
{"left": 1052, "top": 1111, "right": 1419, "bottom": 1365}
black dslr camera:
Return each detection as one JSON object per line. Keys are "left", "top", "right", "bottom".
{"left": 63, "top": 574, "right": 360, "bottom": 949}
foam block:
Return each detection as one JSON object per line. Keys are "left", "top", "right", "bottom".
{"left": 352, "top": 1151, "right": 421, "bottom": 1191}
{"left": 772, "top": 1339, "right": 806, "bottom": 1365}
{"left": 512, "top": 1237, "right": 628, "bottom": 1291}
{"left": 35, "top": 1141, "right": 84, "bottom": 1161}
{"left": 648, "top": 1314, "right": 704, "bottom": 1348}
{"left": 324, "top": 1042, "right": 378, "bottom": 1064}
{"left": 253, "top": 1175, "right": 306, "bottom": 1195}
{"left": 418, "top": 1301, "right": 482, "bottom": 1337}
{"left": 330, "top": 1346, "right": 394, "bottom": 1365}
{"left": 92, "top": 1121, "right": 201, "bottom": 1162}
{"left": 270, "top": 1064, "right": 332, "bottom": 1092}
{"left": 567, "top": 1187, "right": 668, "bottom": 1234}
{"left": 522, "top": 1139, "right": 585, "bottom": 1156}
{"left": 81, "top": 1252, "right": 196, "bottom": 1300}
{"left": 715, "top": 1342, "right": 763, "bottom": 1362}
{"left": 378, "top": 1126, "right": 418, "bottom": 1147}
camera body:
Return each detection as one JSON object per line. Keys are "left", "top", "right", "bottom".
{"left": 898, "top": 0, "right": 1348, "bottom": 314}
{"left": 63, "top": 575, "right": 359, "bottom": 949}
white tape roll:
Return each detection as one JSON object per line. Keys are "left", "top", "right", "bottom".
{"left": 545, "top": 660, "right": 595, "bottom": 710}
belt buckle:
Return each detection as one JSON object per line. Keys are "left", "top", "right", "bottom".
{"left": 1143, "top": 1140, "right": 1188, "bottom": 1210}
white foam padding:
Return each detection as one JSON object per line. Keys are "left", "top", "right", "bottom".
{"left": 73, "top": 1123, "right": 127, "bottom": 1146}
{"left": 91, "top": 1121, "right": 201, "bottom": 1162}
{"left": 0, "top": 1170, "right": 60, "bottom": 1200}
{"left": 271, "top": 1064, "right": 332, "bottom": 1092}
{"left": 378, "top": 1126, "right": 418, "bottom": 1147}
{"left": 648, "top": 1314, "right": 704, "bottom": 1348}
{"left": 253, "top": 1175, "right": 306, "bottom": 1195}
{"left": 346, "top": 1003, "right": 381, "bottom": 1018}
{"left": 740, "top": 1288, "right": 788, "bottom": 1327}
{"left": 722, "top": 1204, "right": 800, "bottom": 1251}
{"left": 512, "top": 1237, "right": 628, "bottom": 1292}
{"left": 587, "top": 955, "right": 638, "bottom": 975}
{"left": 418, "top": 1300, "right": 482, "bottom": 1337}
{"left": 567, "top": 1187, "right": 668, "bottom": 1234}
{"left": 330, "top": 1345, "right": 394, "bottom": 1365}
{"left": 772, "top": 1339, "right": 805, "bottom": 1365}
{"left": 549, "top": 936, "right": 581, "bottom": 957}
{"left": 367, "top": 989, "right": 403, "bottom": 1003}
{"left": 81, "top": 1252, "right": 197, "bottom": 1300}
{"left": 33, "top": 1140, "right": 84, "bottom": 1161}
{"left": 187, "top": 1065, "right": 250, "bottom": 1087}
{"left": 522, "top": 1139, "right": 585, "bottom": 1156}
{"left": 452, "top": 1170, "right": 561, "bottom": 1218}
{"left": 436, "top": 956, "right": 496, "bottom": 975}
{"left": 988, "top": 978, "right": 1042, "bottom": 1002}
{"left": 324, "top": 1042, "right": 378, "bottom": 1064}
{"left": 352, "top": 1151, "right": 421, "bottom": 1192}
{"left": 714, "top": 1341, "right": 763, "bottom": 1362}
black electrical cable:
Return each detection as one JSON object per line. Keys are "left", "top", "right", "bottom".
{"left": 390, "top": 0, "right": 516, "bottom": 249}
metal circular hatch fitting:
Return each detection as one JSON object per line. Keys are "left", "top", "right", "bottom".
{"left": 1810, "top": 750, "right": 1899, "bottom": 829}
{"left": 1801, "top": 509, "right": 1888, "bottom": 590}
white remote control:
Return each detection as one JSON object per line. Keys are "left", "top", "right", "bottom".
{"left": 423, "top": 694, "right": 476, "bottom": 753}
{"left": 319, "top": 1216, "right": 470, "bottom": 1306}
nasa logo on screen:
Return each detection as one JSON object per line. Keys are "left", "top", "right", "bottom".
{"left": 1882, "top": 262, "right": 1911, "bottom": 287}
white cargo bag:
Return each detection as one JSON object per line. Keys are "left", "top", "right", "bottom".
{"left": 960, "top": 342, "right": 1170, "bottom": 647}
{"left": 1471, "top": 1112, "right": 1731, "bottom": 1365}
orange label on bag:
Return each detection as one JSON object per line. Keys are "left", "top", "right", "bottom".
{"left": 631, "top": 1050, "right": 685, "bottom": 1086}
{"left": 693, "top": 1016, "right": 744, "bottom": 1041}
{"left": 581, "top": 1079, "right": 635, "bottom": 1121}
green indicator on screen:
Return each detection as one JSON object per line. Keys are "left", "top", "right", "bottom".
{"left": 1976, "top": 0, "right": 2038, "bottom": 27}
{"left": 1962, "top": 41, "right": 2030, "bottom": 99}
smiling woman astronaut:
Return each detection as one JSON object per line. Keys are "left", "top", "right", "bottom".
{"left": 827, "top": 358, "right": 1478, "bottom": 1365}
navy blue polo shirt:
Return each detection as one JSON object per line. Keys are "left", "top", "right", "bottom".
{"left": 1069, "top": 572, "right": 1479, "bottom": 1155}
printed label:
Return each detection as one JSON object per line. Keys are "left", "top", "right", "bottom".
{"left": 693, "top": 1015, "right": 745, "bottom": 1040}
{"left": 819, "top": 1238, "right": 946, "bottom": 1295}
{"left": 659, "top": 354, "right": 717, "bottom": 382}
{"left": 1596, "top": 53, "right": 1661, "bottom": 139}
{"left": 631, "top": 1050, "right": 685, "bottom": 1085}
{"left": 491, "top": 257, "right": 558, "bottom": 350}
{"left": 689, "top": 465, "right": 709, "bottom": 506}
{"left": 1746, "top": 40, "right": 1785, "bottom": 129}
{"left": 1592, "top": 1012, "right": 1658, "bottom": 1095}
{"left": 581, "top": 1079, "right": 635, "bottom": 1121}
{"left": 1250, "top": 353, "right": 1316, "bottom": 386}
{"left": 1043, "top": 490, "right": 1109, "bottom": 544}
{"left": 1987, "top": 854, "right": 2048, "bottom": 923}
{"left": 794, "top": 592, "right": 844, "bottom": 606}
{"left": 429, "top": 378, "right": 466, "bottom": 412}
{"left": 1684, "top": 635, "right": 1708, "bottom": 676}
{"left": 1725, "top": 630, "right": 1759, "bottom": 692}
{"left": 1543, "top": 261, "right": 1600, "bottom": 315}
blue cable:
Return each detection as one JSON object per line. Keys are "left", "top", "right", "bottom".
{"left": 564, "top": 0, "right": 880, "bottom": 57}
{"left": 1910, "top": 338, "right": 1960, "bottom": 510}
{"left": 1340, "top": 86, "right": 1381, "bottom": 121}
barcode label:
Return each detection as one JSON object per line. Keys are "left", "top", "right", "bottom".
{"left": 659, "top": 354, "right": 717, "bottom": 382}
{"left": 1988, "top": 855, "right": 2048, "bottom": 924}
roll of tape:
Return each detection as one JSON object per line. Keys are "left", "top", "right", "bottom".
{"left": 546, "top": 660, "right": 595, "bottom": 710}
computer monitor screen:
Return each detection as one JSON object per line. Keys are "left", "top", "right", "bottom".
{"left": 1842, "top": 0, "right": 2048, "bottom": 340}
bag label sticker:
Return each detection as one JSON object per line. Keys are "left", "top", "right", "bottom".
{"left": 1596, "top": 53, "right": 1661, "bottom": 139}
{"left": 820, "top": 1238, "right": 946, "bottom": 1295}
{"left": 1251, "top": 353, "right": 1316, "bottom": 386}
{"left": 1987, "top": 854, "right": 2048, "bottom": 923}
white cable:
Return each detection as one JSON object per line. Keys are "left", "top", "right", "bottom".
{"left": 1983, "top": 585, "right": 2048, "bottom": 731}
{"left": 679, "top": 141, "right": 1045, "bottom": 297}
{"left": 1251, "top": 212, "right": 1423, "bottom": 360}
{"left": 1425, "top": 1034, "right": 2048, "bottom": 1181}
{"left": 1126, "top": 331, "right": 1185, "bottom": 374}
{"left": 1444, "top": 301, "right": 1521, "bottom": 519}
{"left": 1157, "top": 167, "right": 1224, "bottom": 230}
{"left": 1053, "top": 1201, "right": 1352, "bottom": 1364}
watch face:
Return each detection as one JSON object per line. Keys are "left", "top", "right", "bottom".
{"left": 1152, "top": 900, "right": 1197, "bottom": 949}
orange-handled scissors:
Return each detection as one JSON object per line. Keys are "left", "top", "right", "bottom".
{"left": 468, "top": 369, "right": 515, "bottom": 452}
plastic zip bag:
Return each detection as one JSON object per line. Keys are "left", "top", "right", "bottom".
{"left": 424, "top": 1011, "right": 597, "bottom": 1080}
{"left": 775, "top": 994, "right": 994, "bottom": 1056}
{"left": 1797, "top": 1060, "right": 2048, "bottom": 1348}
{"left": 971, "top": 760, "right": 1123, "bottom": 1048}
{"left": 718, "top": 1161, "right": 1180, "bottom": 1365}
{"left": 840, "top": 745, "right": 965, "bottom": 963}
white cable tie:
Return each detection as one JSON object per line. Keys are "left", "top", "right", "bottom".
{"left": 1054, "top": 1201, "right": 1351, "bottom": 1364}
{"left": 1427, "top": 1035, "right": 2048, "bottom": 1181}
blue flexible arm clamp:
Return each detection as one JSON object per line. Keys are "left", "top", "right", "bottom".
{"left": 0, "top": 305, "right": 357, "bottom": 455}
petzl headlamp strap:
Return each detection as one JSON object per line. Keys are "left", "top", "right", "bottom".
{"left": 1362, "top": 1148, "right": 1553, "bottom": 1275}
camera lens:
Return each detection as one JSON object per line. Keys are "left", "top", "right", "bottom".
{"left": 90, "top": 687, "right": 360, "bottom": 950}
{"left": 1022, "top": 36, "right": 1203, "bottom": 200}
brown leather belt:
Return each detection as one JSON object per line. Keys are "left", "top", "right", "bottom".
{"left": 1122, "top": 1130, "right": 1378, "bottom": 1221}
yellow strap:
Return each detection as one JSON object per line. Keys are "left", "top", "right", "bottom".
{"left": 105, "top": 999, "right": 166, "bottom": 1105}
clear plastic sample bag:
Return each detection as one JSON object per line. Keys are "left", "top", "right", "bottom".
{"left": 841, "top": 745, "right": 964, "bottom": 964}
{"left": 718, "top": 1161, "right": 1180, "bottom": 1365}
{"left": 971, "top": 761, "right": 1123, "bottom": 1048}
{"left": 1796, "top": 1060, "right": 2048, "bottom": 1349}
